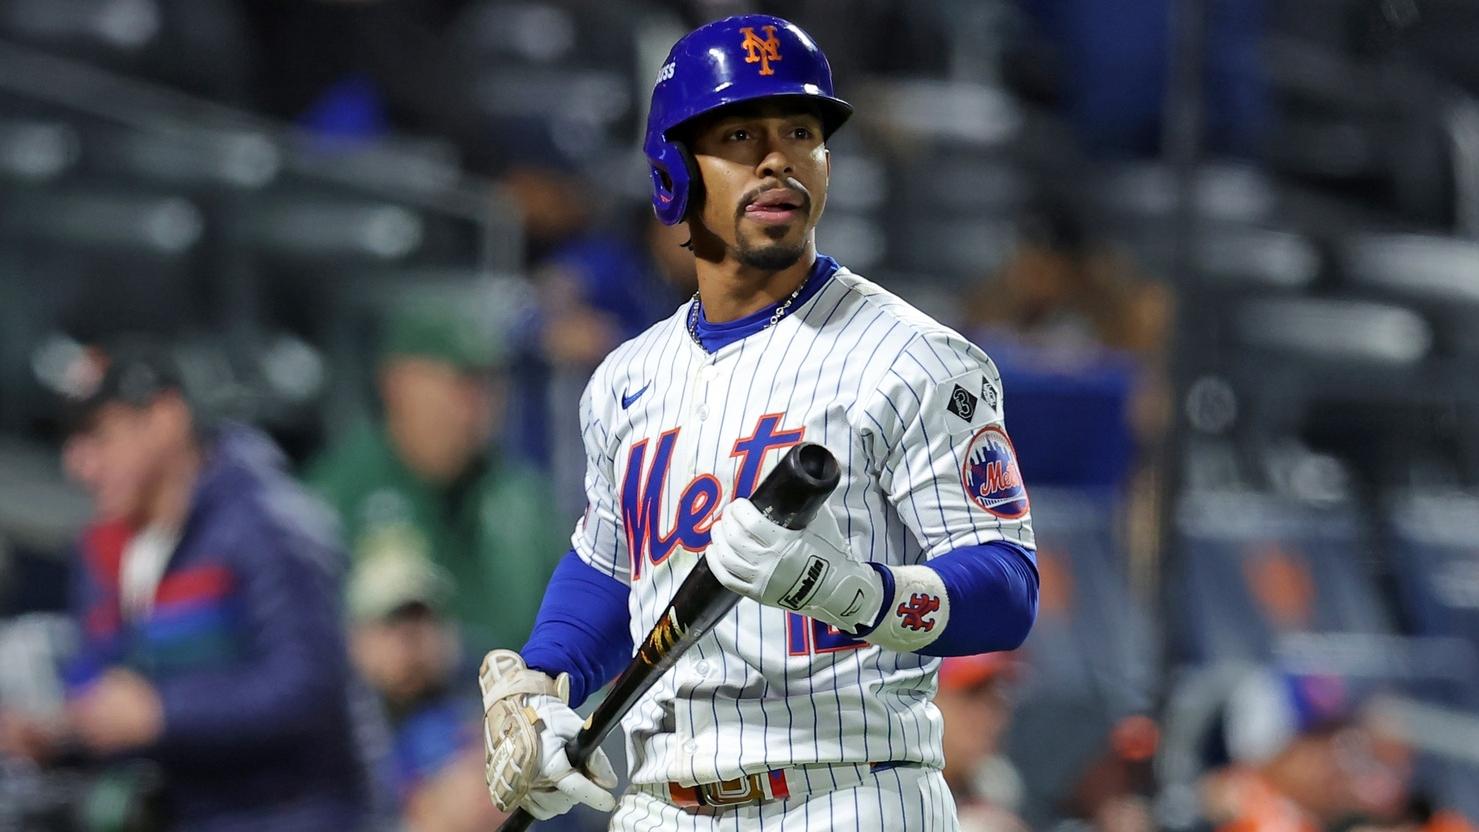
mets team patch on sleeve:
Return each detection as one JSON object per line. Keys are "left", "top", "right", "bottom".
{"left": 961, "top": 425, "right": 1030, "bottom": 518}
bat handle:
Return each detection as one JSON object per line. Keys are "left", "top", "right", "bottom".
{"left": 496, "top": 808, "right": 534, "bottom": 831}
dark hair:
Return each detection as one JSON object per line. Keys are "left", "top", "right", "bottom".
{"left": 1017, "top": 199, "right": 1088, "bottom": 257}
{"left": 66, "top": 342, "right": 186, "bottom": 434}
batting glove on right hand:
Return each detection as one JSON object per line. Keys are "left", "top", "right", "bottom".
{"left": 479, "top": 649, "right": 617, "bottom": 820}
{"left": 706, "top": 498, "right": 885, "bottom": 635}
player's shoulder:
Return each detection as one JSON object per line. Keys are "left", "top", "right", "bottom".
{"left": 583, "top": 305, "right": 688, "bottom": 417}
{"left": 828, "top": 266, "right": 994, "bottom": 379}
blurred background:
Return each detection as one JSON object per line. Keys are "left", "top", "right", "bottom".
{"left": 0, "top": 0, "right": 1477, "bottom": 830}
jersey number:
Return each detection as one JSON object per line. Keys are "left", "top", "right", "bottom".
{"left": 785, "top": 612, "right": 866, "bottom": 656}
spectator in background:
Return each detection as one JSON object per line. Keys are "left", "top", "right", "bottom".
{"left": 937, "top": 652, "right": 1156, "bottom": 832}
{"left": 964, "top": 200, "right": 1170, "bottom": 492}
{"left": 347, "top": 549, "right": 505, "bottom": 832}
{"left": 967, "top": 199, "right": 1169, "bottom": 363}
{"left": 0, "top": 344, "right": 373, "bottom": 829}
{"left": 936, "top": 654, "right": 1030, "bottom": 832}
{"left": 965, "top": 202, "right": 1166, "bottom": 831}
{"left": 1201, "top": 669, "right": 1418, "bottom": 832}
{"left": 536, "top": 210, "right": 698, "bottom": 369}
{"left": 308, "top": 300, "right": 561, "bottom": 655}
{"left": 533, "top": 210, "right": 699, "bottom": 516}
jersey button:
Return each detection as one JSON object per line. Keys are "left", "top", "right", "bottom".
{"left": 683, "top": 740, "right": 698, "bottom": 753}
{"left": 694, "top": 660, "right": 711, "bottom": 677}
{"left": 696, "top": 404, "right": 710, "bottom": 420}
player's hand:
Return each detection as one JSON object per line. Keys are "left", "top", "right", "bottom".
{"left": 478, "top": 649, "right": 617, "bottom": 820}
{"left": 706, "top": 498, "right": 884, "bottom": 635}
{"left": 519, "top": 693, "right": 618, "bottom": 819}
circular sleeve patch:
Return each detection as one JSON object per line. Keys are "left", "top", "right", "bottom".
{"left": 961, "top": 425, "right": 1030, "bottom": 519}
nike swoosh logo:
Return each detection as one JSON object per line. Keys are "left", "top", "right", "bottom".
{"left": 621, "top": 382, "right": 651, "bottom": 409}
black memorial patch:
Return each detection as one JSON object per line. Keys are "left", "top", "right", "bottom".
{"left": 946, "top": 384, "right": 978, "bottom": 422}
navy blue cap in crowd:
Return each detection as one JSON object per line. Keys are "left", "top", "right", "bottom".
{"left": 65, "top": 343, "right": 185, "bottom": 433}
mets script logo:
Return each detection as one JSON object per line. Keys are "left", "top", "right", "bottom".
{"left": 623, "top": 414, "right": 804, "bottom": 581}
{"left": 896, "top": 593, "right": 941, "bottom": 632}
{"left": 739, "top": 25, "right": 782, "bottom": 76}
{"left": 961, "top": 425, "right": 1030, "bottom": 519}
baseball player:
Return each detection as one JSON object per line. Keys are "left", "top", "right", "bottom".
{"left": 479, "top": 15, "right": 1040, "bottom": 830}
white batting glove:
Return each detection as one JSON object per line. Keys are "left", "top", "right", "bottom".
{"left": 520, "top": 694, "right": 618, "bottom": 819}
{"left": 479, "top": 650, "right": 617, "bottom": 820}
{"left": 706, "top": 498, "right": 885, "bottom": 635}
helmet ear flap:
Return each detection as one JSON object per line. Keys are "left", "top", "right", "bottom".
{"left": 648, "top": 138, "right": 701, "bottom": 226}
{"left": 674, "top": 141, "right": 702, "bottom": 223}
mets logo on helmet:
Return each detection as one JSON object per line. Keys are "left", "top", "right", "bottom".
{"left": 961, "top": 425, "right": 1030, "bottom": 519}
{"left": 739, "top": 25, "right": 782, "bottom": 76}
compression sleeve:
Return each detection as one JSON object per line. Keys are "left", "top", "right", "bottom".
{"left": 520, "top": 550, "right": 634, "bottom": 708}
{"left": 917, "top": 541, "right": 1039, "bottom": 657}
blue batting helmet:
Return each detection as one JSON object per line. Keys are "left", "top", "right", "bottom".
{"left": 643, "top": 15, "right": 853, "bottom": 226}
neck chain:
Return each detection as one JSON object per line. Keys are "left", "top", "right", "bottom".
{"left": 687, "top": 277, "right": 808, "bottom": 351}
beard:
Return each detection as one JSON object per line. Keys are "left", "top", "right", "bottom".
{"left": 734, "top": 232, "right": 807, "bottom": 271}
{"left": 731, "top": 190, "right": 811, "bottom": 272}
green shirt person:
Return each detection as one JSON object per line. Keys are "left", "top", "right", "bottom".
{"left": 308, "top": 300, "right": 561, "bottom": 653}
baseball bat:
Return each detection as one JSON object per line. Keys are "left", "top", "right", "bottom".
{"left": 497, "top": 442, "right": 841, "bottom": 831}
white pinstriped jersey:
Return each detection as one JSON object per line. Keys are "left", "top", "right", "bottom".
{"left": 572, "top": 262, "right": 1035, "bottom": 787}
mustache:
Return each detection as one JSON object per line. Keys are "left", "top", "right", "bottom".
{"left": 736, "top": 181, "right": 811, "bottom": 217}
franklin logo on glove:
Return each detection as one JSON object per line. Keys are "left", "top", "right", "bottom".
{"left": 778, "top": 555, "right": 830, "bottom": 610}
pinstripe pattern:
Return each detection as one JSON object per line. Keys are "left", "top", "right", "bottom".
{"left": 568, "top": 265, "right": 1032, "bottom": 825}
{"left": 612, "top": 766, "right": 958, "bottom": 830}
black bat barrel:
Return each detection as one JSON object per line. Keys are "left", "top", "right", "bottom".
{"left": 750, "top": 442, "right": 842, "bottom": 530}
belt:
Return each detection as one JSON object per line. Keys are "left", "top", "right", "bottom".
{"left": 641, "top": 761, "right": 911, "bottom": 810}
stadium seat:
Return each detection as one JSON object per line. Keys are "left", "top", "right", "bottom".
{"left": 1171, "top": 489, "right": 1392, "bottom": 664}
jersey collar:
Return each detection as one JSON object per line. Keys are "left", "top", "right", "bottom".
{"left": 689, "top": 254, "right": 840, "bottom": 354}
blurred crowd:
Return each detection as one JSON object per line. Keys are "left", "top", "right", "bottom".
{"left": 1, "top": 0, "right": 1478, "bottom": 830}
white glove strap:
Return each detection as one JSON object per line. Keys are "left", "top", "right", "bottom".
{"left": 479, "top": 649, "right": 569, "bottom": 713}
{"left": 863, "top": 565, "right": 950, "bottom": 653}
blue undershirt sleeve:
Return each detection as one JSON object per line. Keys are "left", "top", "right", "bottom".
{"left": 917, "top": 541, "right": 1039, "bottom": 657}
{"left": 520, "top": 550, "right": 634, "bottom": 708}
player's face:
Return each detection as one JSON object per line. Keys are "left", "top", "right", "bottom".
{"left": 688, "top": 102, "right": 829, "bottom": 272}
